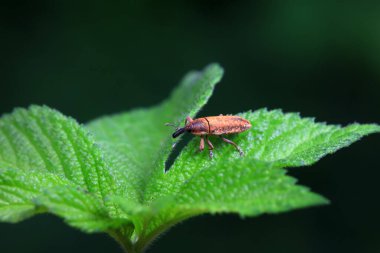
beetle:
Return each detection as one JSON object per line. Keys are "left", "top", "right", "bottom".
{"left": 168, "top": 114, "right": 251, "bottom": 158}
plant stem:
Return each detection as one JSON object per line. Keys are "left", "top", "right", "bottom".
{"left": 109, "top": 230, "right": 138, "bottom": 253}
{"left": 134, "top": 212, "right": 203, "bottom": 252}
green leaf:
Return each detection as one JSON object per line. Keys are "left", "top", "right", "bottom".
{"left": 86, "top": 63, "right": 224, "bottom": 202}
{"left": 0, "top": 105, "right": 122, "bottom": 232}
{"left": 145, "top": 109, "right": 380, "bottom": 202}
{"left": 240, "top": 109, "right": 380, "bottom": 167}
{"left": 0, "top": 169, "right": 63, "bottom": 222}
{"left": 0, "top": 168, "right": 127, "bottom": 232}
{"left": 139, "top": 109, "right": 379, "bottom": 245}
{"left": 0, "top": 63, "right": 379, "bottom": 253}
{"left": 170, "top": 160, "right": 328, "bottom": 215}
{"left": 35, "top": 185, "right": 129, "bottom": 233}
{"left": 0, "top": 106, "right": 116, "bottom": 198}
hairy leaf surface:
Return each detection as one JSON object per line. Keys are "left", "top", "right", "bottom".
{"left": 0, "top": 64, "right": 378, "bottom": 253}
{"left": 0, "top": 106, "right": 122, "bottom": 231}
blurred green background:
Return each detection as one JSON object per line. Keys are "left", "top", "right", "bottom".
{"left": 1, "top": 0, "right": 380, "bottom": 252}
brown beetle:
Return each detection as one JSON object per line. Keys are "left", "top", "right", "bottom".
{"left": 168, "top": 115, "right": 251, "bottom": 158}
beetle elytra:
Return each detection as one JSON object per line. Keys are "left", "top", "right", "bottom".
{"left": 167, "top": 114, "right": 251, "bottom": 158}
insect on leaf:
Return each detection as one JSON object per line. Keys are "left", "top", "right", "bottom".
{"left": 86, "top": 63, "right": 224, "bottom": 202}
{"left": 0, "top": 64, "right": 379, "bottom": 253}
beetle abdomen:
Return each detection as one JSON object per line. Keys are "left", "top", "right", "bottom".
{"left": 205, "top": 116, "right": 251, "bottom": 135}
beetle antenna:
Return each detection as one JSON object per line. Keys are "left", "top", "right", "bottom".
{"left": 165, "top": 123, "right": 179, "bottom": 130}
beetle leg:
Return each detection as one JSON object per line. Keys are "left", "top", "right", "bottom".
{"left": 220, "top": 136, "right": 244, "bottom": 156}
{"left": 206, "top": 136, "right": 214, "bottom": 159}
{"left": 199, "top": 136, "right": 205, "bottom": 152}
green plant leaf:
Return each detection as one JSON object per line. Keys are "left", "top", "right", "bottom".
{"left": 35, "top": 185, "right": 129, "bottom": 232}
{"left": 0, "top": 105, "right": 126, "bottom": 232}
{"left": 0, "top": 169, "right": 63, "bottom": 222}
{"left": 0, "top": 105, "right": 116, "bottom": 197}
{"left": 145, "top": 110, "right": 380, "bottom": 202}
{"left": 0, "top": 63, "right": 379, "bottom": 253}
{"left": 138, "top": 110, "right": 379, "bottom": 245}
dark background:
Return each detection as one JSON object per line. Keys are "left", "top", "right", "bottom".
{"left": 1, "top": 1, "right": 380, "bottom": 252}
